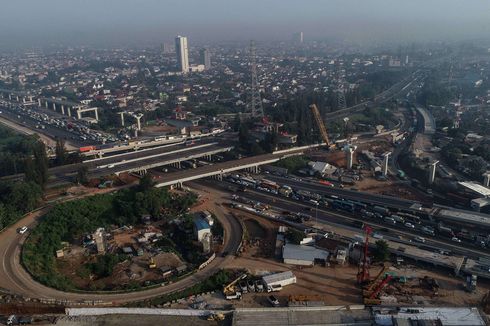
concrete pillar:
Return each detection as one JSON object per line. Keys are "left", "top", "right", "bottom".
{"left": 429, "top": 161, "right": 438, "bottom": 185}
{"left": 77, "top": 109, "right": 82, "bottom": 119}
{"left": 382, "top": 152, "right": 391, "bottom": 177}
{"left": 38, "top": 98, "right": 41, "bottom": 106}
{"left": 67, "top": 107, "right": 72, "bottom": 117}
{"left": 94, "top": 108, "right": 99, "bottom": 121}
{"left": 61, "top": 105, "right": 65, "bottom": 115}
{"left": 346, "top": 148, "right": 354, "bottom": 170}
{"left": 119, "top": 112, "right": 125, "bottom": 126}
{"left": 16, "top": 95, "right": 19, "bottom": 101}
{"left": 98, "top": 152, "right": 103, "bottom": 158}
{"left": 135, "top": 115, "right": 142, "bottom": 130}
{"left": 45, "top": 100, "right": 49, "bottom": 108}
{"left": 52, "top": 102, "right": 56, "bottom": 111}
{"left": 483, "top": 173, "right": 490, "bottom": 187}
{"left": 8, "top": 94, "right": 12, "bottom": 100}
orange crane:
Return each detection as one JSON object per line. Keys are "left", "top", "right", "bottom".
{"left": 357, "top": 225, "right": 372, "bottom": 285}
{"left": 309, "top": 104, "right": 331, "bottom": 147}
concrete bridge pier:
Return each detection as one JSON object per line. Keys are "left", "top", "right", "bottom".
{"left": 67, "top": 107, "right": 72, "bottom": 117}
{"left": 61, "top": 105, "right": 65, "bottom": 115}
{"left": 45, "top": 100, "right": 49, "bottom": 108}
{"left": 38, "top": 98, "right": 41, "bottom": 106}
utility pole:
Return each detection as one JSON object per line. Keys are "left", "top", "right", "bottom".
{"left": 248, "top": 40, "right": 264, "bottom": 118}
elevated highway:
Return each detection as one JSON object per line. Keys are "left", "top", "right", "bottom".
{"left": 154, "top": 145, "right": 321, "bottom": 188}
{"left": 2, "top": 141, "right": 234, "bottom": 183}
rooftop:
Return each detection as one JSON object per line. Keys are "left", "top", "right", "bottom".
{"left": 193, "top": 218, "right": 210, "bottom": 231}
{"left": 458, "top": 181, "right": 490, "bottom": 197}
{"left": 283, "top": 244, "right": 329, "bottom": 263}
{"left": 374, "top": 307, "right": 486, "bottom": 326}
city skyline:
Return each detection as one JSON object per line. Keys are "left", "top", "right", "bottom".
{"left": 1, "top": 0, "right": 490, "bottom": 48}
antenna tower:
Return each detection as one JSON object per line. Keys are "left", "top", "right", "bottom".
{"left": 248, "top": 40, "right": 264, "bottom": 118}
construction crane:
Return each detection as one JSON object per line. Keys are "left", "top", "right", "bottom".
{"left": 309, "top": 104, "right": 331, "bottom": 147}
{"left": 364, "top": 265, "right": 388, "bottom": 293}
{"left": 223, "top": 273, "right": 247, "bottom": 300}
{"left": 363, "top": 274, "right": 393, "bottom": 305}
{"left": 357, "top": 225, "right": 372, "bottom": 285}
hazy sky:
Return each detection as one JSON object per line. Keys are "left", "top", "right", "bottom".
{"left": 1, "top": 0, "right": 490, "bottom": 48}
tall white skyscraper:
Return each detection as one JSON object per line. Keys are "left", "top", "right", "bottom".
{"left": 175, "top": 35, "right": 189, "bottom": 73}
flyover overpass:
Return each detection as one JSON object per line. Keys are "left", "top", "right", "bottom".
{"left": 155, "top": 145, "right": 322, "bottom": 188}
{"left": 2, "top": 141, "right": 234, "bottom": 183}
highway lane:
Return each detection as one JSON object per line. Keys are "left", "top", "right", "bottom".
{"left": 0, "top": 105, "right": 90, "bottom": 148}
{"left": 0, "top": 188, "right": 243, "bottom": 304}
{"left": 205, "top": 181, "right": 490, "bottom": 261}
{"left": 264, "top": 175, "right": 419, "bottom": 210}
{"left": 2, "top": 141, "right": 232, "bottom": 183}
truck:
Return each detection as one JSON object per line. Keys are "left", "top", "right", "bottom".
{"left": 373, "top": 206, "right": 390, "bottom": 215}
{"left": 279, "top": 185, "right": 292, "bottom": 197}
{"left": 79, "top": 145, "right": 96, "bottom": 152}
{"left": 437, "top": 223, "right": 454, "bottom": 237}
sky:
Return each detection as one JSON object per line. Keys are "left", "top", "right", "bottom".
{"left": 1, "top": 0, "right": 490, "bottom": 49}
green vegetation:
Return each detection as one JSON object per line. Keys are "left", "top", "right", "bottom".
{"left": 0, "top": 125, "right": 45, "bottom": 178}
{"left": 275, "top": 156, "right": 309, "bottom": 173}
{"left": 22, "top": 183, "right": 197, "bottom": 291}
{"left": 0, "top": 181, "right": 42, "bottom": 230}
{"left": 89, "top": 254, "right": 127, "bottom": 278}
{"left": 211, "top": 217, "right": 224, "bottom": 238}
{"left": 138, "top": 269, "right": 232, "bottom": 306}
{"left": 285, "top": 228, "right": 305, "bottom": 245}
{"left": 372, "top": 240, "right": 390, "bottom": 262}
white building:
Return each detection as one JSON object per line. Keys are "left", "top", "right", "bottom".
{"left": 175, "top": 35, "right": 189, "bottom": 73}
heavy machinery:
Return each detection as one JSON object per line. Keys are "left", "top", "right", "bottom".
{"left": 207, "top": 313, "right": 225, "bottom": 321}
{"left": 309, "top": 104, "right": 333, "bottom": 148}
{"left": 364, "top": 265, "right": 388, "bottom": 293}
{"left": 363, "top": 274, "right": 393, "bottom": 305}
{"left": 148, "top": 257, "right": 157, "bottom": 269}
{"left": 357, "top": 225, "right": 372, "bottom": 285}
{"left": 223, "top": 273, "right": 247, "bottom": 300}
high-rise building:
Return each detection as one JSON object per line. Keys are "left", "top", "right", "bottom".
{"left": 199, "top": 48, "right": 211, "bottom": 70}
{"left": 293, "top": 32, "right": 304, "bottom": 44}
{"left": 175, "top": 35, "right": 189, "bottom": 73}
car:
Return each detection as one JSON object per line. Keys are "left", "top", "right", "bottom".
{"left": 267, "top": 295, "right": 280, "bottom": 307}
{"left": 451, "top": 237, "right": 462, "bottom": 243}
{"left": 18, "top": 226, "right": 28, "bottom": 234}
{"left": 414, "top": 236, "right": 426, "bottom": 243}
{"left": 404, "top": 222, "right": 415, "bottom": 229}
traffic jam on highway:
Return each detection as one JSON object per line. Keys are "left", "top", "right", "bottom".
{"left": 222, "top": 173, "right": 490, "bottom": 251}
{"left": 0, "top": 100, "right": 115, "bottom": 143}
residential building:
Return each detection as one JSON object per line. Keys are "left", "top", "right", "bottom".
{"left": 175, "top": 35, "right": 189, "bottom": 73}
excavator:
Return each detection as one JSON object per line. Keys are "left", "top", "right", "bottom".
{"left": 148, "top": 257, "right": 157, "bottom": 269}
{"left": 223, "top": 273, "right": 247, "bottom": 300}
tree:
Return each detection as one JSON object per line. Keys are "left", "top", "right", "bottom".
{"left": 75, "top": 166, "right": 89, "bottom": 185}
{"left": 138, "top": 173, "right": 155, "bottom": 192}
{"left": 373, "top": 240, "right": 390, "bottom": 262}
{"left": 55, "top": 138, "right": 67, "bottom": 165}
{"left": 286, "top": 229, "right": 304, "bottom": 245}
{"left": 32, "top": 141, "right": 48, "bottom": 188}
{"left": 238, "top": 123, "right": 250, "bottom": 150}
